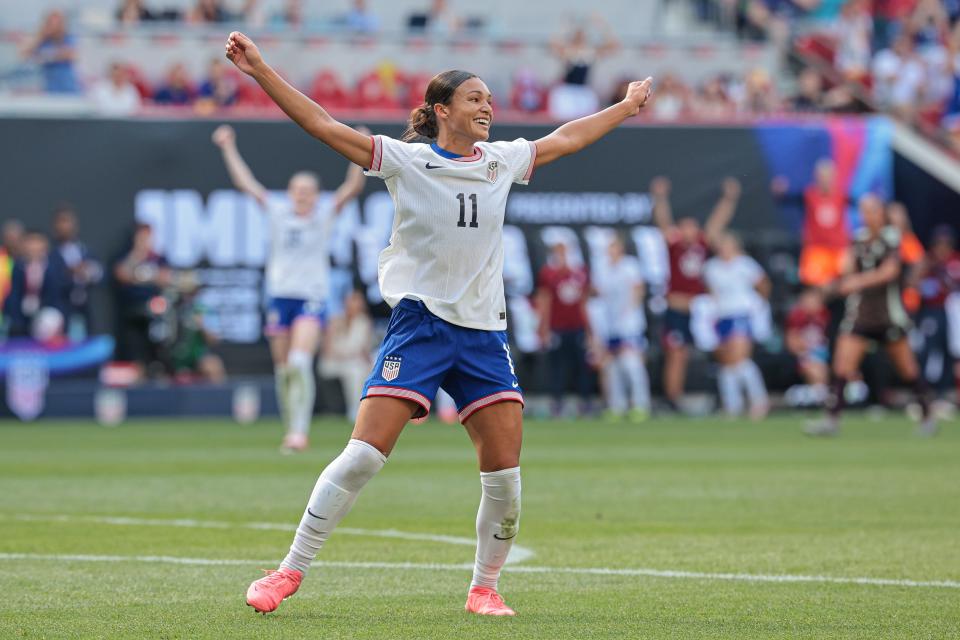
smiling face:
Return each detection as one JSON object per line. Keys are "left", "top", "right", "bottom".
{"left": 716, "top": 233, "right": 740, "bottom": 260}
{"left": 436, "top": 76, "right": 493, "bottom": 144}
{"left": 288, "top": 172, "right": 320, "bottom": 215}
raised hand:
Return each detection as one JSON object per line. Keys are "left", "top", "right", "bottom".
{"left": 649, "top": 176, "right": 671, "bottom": 198}
{"left": 225, "top": 31, "right": 264, "bottom": 77}
{"left": 721, "top": 177, "right": 742, "bottom": 200}
{"left": 622, "top": 77, "right": 653, "bottom": 116}
{"left": 211, "top": 124, "right": 236, "bottom": 148}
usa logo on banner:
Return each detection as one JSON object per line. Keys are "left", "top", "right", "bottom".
{"left": 6, "top": 355, "right": 49, "bottom": 421}
{"left": 381, "top": 355, "right": 402, "bottom": 382}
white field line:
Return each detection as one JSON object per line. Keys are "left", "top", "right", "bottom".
{"left": 8, "top": 514, "right": 535, "bottom": 564}
{"left": 0, "top": 552, "right": 958, "bottom": 589}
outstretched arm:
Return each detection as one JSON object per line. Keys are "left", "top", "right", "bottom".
{"left": 533, "top": 77, "right": 653, "bottom": 168}
{"left": 225, "top": 31, "right": 372, "bottom": 168}
{"left": 704, "top": 177, "right": 741, "bottom": 246}
{"left": 211, "top": 125, "right": 268, "bottom": 207}
{"left": 330, "top": 125, "right": 370, "bottom": 213}
{"left": 838, "top": 256, "right": 901, "bottom": 295}
{"left": 332, "top": 162, "right": 366, "bottom": 214}
{"left": 649, "top": 176, "right": 674, "bottom": 236}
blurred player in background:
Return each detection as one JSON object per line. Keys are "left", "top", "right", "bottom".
{"left": 887, "top": 201, "right": 925, "bottom": 313}
{"left": 651, "top": 175, "right": 740, "bottom": 411}
{"left": 223, "top": 30, "right": 651, "bottom": 617}
{"left": 799, "top": 158, "right": 849, "bottom": 287}
{"left": 593, "top": 234, "right": 650, "bottom": 421}
{"left": 704, "top": 232, "right": 771, "bottom": 419}
{"left": 320, "top": 289, "right": 374, "bottom": 421}
{"left": 807, "top": 194, "right": 936, "bottom": 436}
{"left": 913, "top": 226, "right": 960, "bottom": 398}
{"left": 212, "top": 124, "right": 366, "bottom": 453}
{"left": 784, "top": 287, "right": 831, "bottom": 405}
{"left": 536, "top": 240, "right": 591, "bottom": 417}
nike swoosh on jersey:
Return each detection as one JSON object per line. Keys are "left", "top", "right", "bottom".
{"left": 425, "top": 162, "right": 443, "bottom": 169}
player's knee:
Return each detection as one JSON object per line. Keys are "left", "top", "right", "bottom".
{"left": 831, "top": 362, "right": 851, "bottom": 379}
{"left": 325, "top": 439, "right": 387, "bottom": 491}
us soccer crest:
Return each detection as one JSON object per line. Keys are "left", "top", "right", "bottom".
{"left": 486, "top": 161, "right": 499, "bottom": 183}
{"left": 381, "top": 355, "right": 402, "bottom": 382}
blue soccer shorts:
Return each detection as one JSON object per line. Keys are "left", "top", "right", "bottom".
{"left": 715, "top": 315, "right": 752, "bottom": 343}
{"left": 265, "top": 297, "right": 327, "bottom": 336}
{"left": 361, "top": 299, "right": 524, "bottom": 422}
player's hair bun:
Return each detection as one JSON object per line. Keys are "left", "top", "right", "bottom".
{"left": 404, "top": 103, "right": 438, "bottom": 141}
{"left": 401, "top": 70, "right": 478, "bottom": 142}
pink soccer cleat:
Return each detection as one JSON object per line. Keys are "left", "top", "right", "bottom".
{"left": 464, "top": 586, "right": 516, "bottom": 616}
{"left": 246, "top": 568, "right": 303, "bottom": 614}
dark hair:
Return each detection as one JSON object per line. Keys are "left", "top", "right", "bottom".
{"left": 402, "top": 70, "right": 478, "bottom": 141}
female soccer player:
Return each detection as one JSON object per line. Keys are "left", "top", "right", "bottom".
{"left": 806, "top": 194, "right": 936, "bottom": 436}
{"left": 651, "top": 176, "right": 740, "bottom": 412}
{"left": 212, "top": 124, "right": 366, "bottom": 452}
{"left": 593, "top": 234, "right": 651, "bottom": 421}
{"left": 223, "top": 31, "right": 652, "bottom": 616}
{"left": 703, "top": 233, "right": 771, "bottom": 419}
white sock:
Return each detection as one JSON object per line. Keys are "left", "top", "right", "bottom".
{"left": 736, "top": 360, "right": 768, "bottom": 408}
{"left": 618, "top": 351, "right": 650, "bottom": 411}
{"left": 280, "top": 439, "right": 386, "bottom": 573}
{"left": 287, "top": 350, "right": 315, "bottom": 436}
{"left": 274, "top": 365, "right": 290, "bottom": 428}
{"left": 603, "top": 358, "right": 627, "bottom": 414}
{"left": 718, "top": 365, "right": 744, "bottom": 415}
{"left": 471, "top": 466, "right": 521, "bottom": 591}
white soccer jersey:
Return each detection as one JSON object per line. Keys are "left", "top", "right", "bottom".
{"left": 266, "top": 200, "right": 336, "bottom": 301}
{"left": 703, "top": 254, "right": 765, "bottom": 318}
{"left": 365, "top": 135, "right": 536, "bottom": 330}
{"left": 594, "top": 255, "right": 646, "bottom": 338}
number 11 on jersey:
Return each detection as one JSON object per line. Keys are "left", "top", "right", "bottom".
{"left": 456, "top": 193, "right": 479, "bottom": 228}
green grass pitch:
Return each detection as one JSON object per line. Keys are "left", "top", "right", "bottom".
{"left": 1, "top": 414, "right": 958, "bottom": 639}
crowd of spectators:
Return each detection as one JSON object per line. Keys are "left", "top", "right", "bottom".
{"left": 702, "top": 0, "right": 960, "bottom": 150}
{"left": 0, "top": 206, "right": 102, "bottom": 345}
{"left": 13, "top": 5, "right": 853, "bottom": 121}
{"left": 111, "top": 0, "right": 481, "bottom": 33}
{"left": 12, "top": 1, "right": 960, "bottom": 147}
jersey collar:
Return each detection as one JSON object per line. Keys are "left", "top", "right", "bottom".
{"left": 430, "top": 141, "right": 483, "bottom": 162}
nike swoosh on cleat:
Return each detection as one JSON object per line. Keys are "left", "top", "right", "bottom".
{"left": 493, "top": 533, "right": 516, "bottom": 540}
{"left": 307, "top": 508, "right": 327, "bottom": 520}
{"left": 425, "top": 162, "right": 443, "bottom": 169}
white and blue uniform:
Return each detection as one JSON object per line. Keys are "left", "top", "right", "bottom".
{"left": 703, "top": 254, "right": 765, "bottom": 343}
{"left": 361, "top": 135, "right": 536, "bottom": 421}
{"left": 594, "top": 255, "right": 646, "bottom": 350}
{"left": 264, "top": 201, "right": 335, "bottom": 334}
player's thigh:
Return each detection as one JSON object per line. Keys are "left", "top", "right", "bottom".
{"left": 832, "top": 333, "right": 868, "bottom": 378}
{"left": 268, "top": 333, "right": 291, "bottom": 366}
{"left": 729, "top": 336, "right": 753, "bottom": 361}
{"left": 885, "top": 337, "right": 919, "bottom": 380}
{"left": 714, "top": 341, "right": 735, "bottom": 365}
{"left": 463, "top": 401, "right": 523, "bottom": 472}
{"left": 199, "top": 354, "right": 226, "bottom": 382}
{"left": 351, "top": 396, "right": 419, "bottom": 456}
{"left": 289, "top": 315, "right": 322, "bottom": 353}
